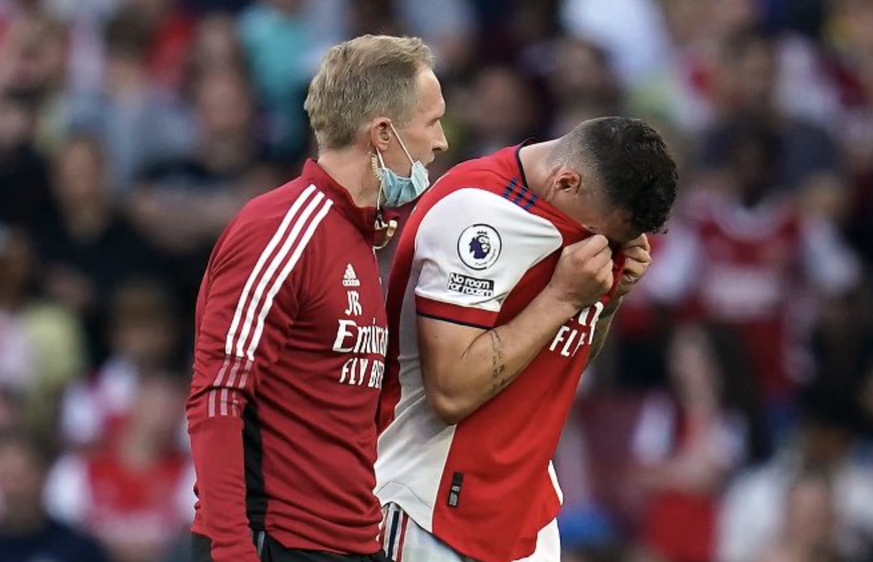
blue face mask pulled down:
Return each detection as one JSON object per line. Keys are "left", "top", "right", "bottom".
{"left": 375, "top": 123, "right": 430, "bottom": 208}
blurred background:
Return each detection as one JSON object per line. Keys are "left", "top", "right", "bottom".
{"left": 0, "top": 0, "right": 872, "bottom": 561}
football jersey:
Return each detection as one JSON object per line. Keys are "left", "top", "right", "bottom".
{"left": 654, "top": 190, "right": 802, "bottom": 400}
{"left": 691, "top": 193, "right": 801, "bottom": 399}
{"left": 376, "top": 145, "right": 623, "bottom": 562}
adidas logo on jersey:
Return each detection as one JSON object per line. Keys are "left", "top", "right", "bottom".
{"left": 343, "top": 263, "right": 361, "bottom": 287}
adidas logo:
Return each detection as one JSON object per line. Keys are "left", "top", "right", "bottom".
{"left": 343, "top": 263, "right": 361, "bottom": 287}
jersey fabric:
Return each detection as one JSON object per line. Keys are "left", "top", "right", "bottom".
{"left": 44, "top": 447, "right": 193, "bottom": 558}
{"left": 187, "top": 160, "right": 389, "bottom": 562}
{"left": 686, "top": 192, "right": 801, "bottom": 401}
{"left": 375, "top": 145, "right": 624, "bottom": 562}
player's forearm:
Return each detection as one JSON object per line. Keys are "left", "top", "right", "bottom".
{"left": 424, "top": 286, "right": 581, "bottom": 424}
{"left": 587, "top": 296, "right": 621, "bottom": 363}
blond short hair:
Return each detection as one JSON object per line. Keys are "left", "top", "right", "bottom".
{"left": 304, "top": 35, "right": 434, "bottom": 150}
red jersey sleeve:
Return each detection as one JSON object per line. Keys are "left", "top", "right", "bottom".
{"left": 187, "top": 209, "right": 305, "bottom": 562}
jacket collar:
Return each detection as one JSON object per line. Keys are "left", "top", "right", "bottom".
{"left": 301, "top": 159, "right": 398, "bottom": 246}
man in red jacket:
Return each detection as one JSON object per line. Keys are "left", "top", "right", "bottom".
{"left": 186, "top": 35, "right": 448, "bottom": 562}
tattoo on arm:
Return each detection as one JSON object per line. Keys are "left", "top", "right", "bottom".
{"left": 488, "top": 329, "right": 508, "bottom": 396}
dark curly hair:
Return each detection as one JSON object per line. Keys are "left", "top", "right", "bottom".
{"left": 554, "top": 117, "right": 679, "bottom": 233}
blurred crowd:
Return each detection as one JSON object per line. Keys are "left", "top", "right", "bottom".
{"left": 0, "top": 0, "right": 872, "bottom": 561}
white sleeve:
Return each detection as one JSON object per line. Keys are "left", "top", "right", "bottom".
{"left": 43, "top": 453, "right": 90, "bottom": 527}
{"left": 800, "top": 217, "right": 860, "bottom": 295}
{"left": 716, "top": 469, "right": 783, "bottom": 562}
{"left": 174, "top": 460, "right": 197, "bottom": 523}
{"left": 413, "top": 188, "right": 563, "bottom": 326}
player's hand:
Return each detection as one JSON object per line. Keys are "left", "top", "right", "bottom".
{"left": 616, "top": 234, "right": 652, "bottom": 297}
{"left": 547, "top": 234, "right": 614, "bottom": 310}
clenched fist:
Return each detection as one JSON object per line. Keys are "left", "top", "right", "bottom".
{"left": 616, "top": 234, "right": 652, "bottom": 297}
{"left": 547, "top": 234, "right": 614, "bottom": 310}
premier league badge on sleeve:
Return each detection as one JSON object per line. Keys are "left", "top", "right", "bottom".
{"left": 458, "top": 224, "right": 502, "bottom": 270}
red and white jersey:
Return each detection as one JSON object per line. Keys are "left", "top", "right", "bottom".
{"left": 187, "top": 160, "right": 389, "bottom": 561}
{"left": 45, "top": 448, "right": 194, "bottom": 556}
{"left": 647, "top": 190, "right": 804, "bottom": 399}
{"left": 376, "top": 145, "right": 623, "bottom": 562}
{"left": 689, "top": 192, "right": 802, "bottom": 323}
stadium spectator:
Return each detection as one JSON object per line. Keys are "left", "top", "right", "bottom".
{"left": 629, "top": 323, "right": 759, "bottom": 562}
{"left": 62, "top": 6, "right": 192, "bottom": 191}
{"left": 46, "top": 371, "right": 194, "bottom": 562}
{"left": 0, "top": 225, "right": 86, "bottom": 444}
{"left": 647, "top": 120, "right": 859, "bottom": 437}
{"left": 0, "top": 87, "right": 51, "bottom": 228}
{"left": 60, "top": 278, "right": 182, "bottom": 449}
{"left": 0, "top": 430, "right": 110, "bottom": 562}
{"left": 237, "top": 0, "right": 349, "bottom": 159}
{"left": 717, "top": 386, "right": 873, "bottom": 562}
{"left": 33, "top": 134, "right": 165, "bottom": 366}
{"left": 753, "top": 471, "right": 843, "bottom": 562}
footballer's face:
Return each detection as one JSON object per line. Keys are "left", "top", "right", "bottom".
{"left": 377, "top": 68, "right": 448, "bottom": 176}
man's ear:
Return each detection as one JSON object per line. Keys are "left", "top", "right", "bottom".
{"left": 555, "top": 168, "right": 582, "bottom": 194}
{"left": 368, "top": 119, "right": 392, "bottom": 152}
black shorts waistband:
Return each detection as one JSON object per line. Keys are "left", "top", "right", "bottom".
{"left": 191, "top": 532, "right": 391, "bottom": 562}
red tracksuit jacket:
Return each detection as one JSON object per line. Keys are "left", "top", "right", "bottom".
{"left": 187, "top": 160, "right": 388, "bottom": 562}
